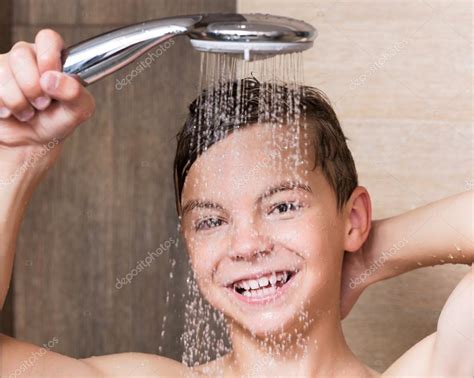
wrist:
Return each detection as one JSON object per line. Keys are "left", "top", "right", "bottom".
{"left": 0, "top": 143, "right": 62, "bottom": 194}
{"left": 371, "top": 216, "right": 412, "bottom": 282}
{"left": 0, "top": 177, "right": 37, "bottom": 223}
{"left": 0, "top": 152, "right": 60, "bottom": 227}
{"left": 362, "top": 218, "right": 400, "bottom": 283}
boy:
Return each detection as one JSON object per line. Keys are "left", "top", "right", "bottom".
{"left": 1, "top": 29, "right": 472, "bottom": 377}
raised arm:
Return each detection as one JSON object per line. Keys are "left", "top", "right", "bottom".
{"left": 0, "top": 29, "right": 102, "bottom": 377}
{"left": 0, "top": 29, "right": 189, "bottom": 378}
{"left": 340, "top": 190, "right": 473, "bottom": 376}
{"left": 340, "top": 190, "right": 473, "bottom": 317}
{"left": 0, "top": 27, "right": 96, "bottom": 313}
{"left": 365, "top": 190, "right": 473, "bottom": 279}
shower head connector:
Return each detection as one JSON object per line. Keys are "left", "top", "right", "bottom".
{"left": 62, "top": 13, "right": 317, "bottom": 85}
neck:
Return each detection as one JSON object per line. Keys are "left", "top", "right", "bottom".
{"left": 224, "top": 310, "right": 369, "bottom": 377}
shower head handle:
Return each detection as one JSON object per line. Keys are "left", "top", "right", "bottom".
{"left": 61, "top": 13, "right": 316, "bottom": 86}
{"left": 62, "top": 15, "right": 203, "bottom": 85}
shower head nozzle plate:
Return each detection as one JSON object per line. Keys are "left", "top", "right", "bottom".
{"left": 189, "top": 39, "right": 314, "bottom": 61}
{"left": 188, "top": 13, "right": 317, "bottom": 61}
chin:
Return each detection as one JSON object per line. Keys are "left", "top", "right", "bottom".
{"left": 235, "top": 305, "right": 304, "bottom": 337}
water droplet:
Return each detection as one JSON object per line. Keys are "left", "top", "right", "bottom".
{"left": 178, "top": 50, "right": 306, "bottom": 367}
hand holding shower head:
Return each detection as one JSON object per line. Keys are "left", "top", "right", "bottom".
{"left": 61, "top": 13, "right": 316, "bottom": 86}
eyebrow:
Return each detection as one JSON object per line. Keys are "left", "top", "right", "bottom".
{"left": 181, "top": 180, "right": 312, "bottom": 217}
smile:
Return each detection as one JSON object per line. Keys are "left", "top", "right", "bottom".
{"left": 226, "top": 270, "right": 299, "bottom": 304}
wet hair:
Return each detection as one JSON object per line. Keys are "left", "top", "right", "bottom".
{"left": 173, "top": 77, "right": 358, "bottom": 215}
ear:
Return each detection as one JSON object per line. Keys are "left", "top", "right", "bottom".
{"left": 343, "top": 186, "right": 372, "bottom": 252}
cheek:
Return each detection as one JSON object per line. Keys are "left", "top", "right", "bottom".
{"left": 186, "top": 235, "right": 222, "bottom": 283}
{"left": 187, "top": 241, "right": 228, "bottom": 310}
{"left": 267, "top": 210, "right": 338, "bottom": 259}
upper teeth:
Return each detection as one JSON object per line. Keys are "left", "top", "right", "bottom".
{"left": 233, "top": 271, "right": 289, "bottom": 291}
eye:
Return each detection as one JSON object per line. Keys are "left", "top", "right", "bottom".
{"left": 269, "top": 201, "right": 302, "bottom": 215}
{"left": 195, "top": 217, "right": 225, "bottom": 231}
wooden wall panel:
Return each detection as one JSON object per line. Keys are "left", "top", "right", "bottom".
{"left": 12, "top": 0, "right": 236, "bottom": 360}
{"left": 0, "top": 0, "right": 14, "bottom": 339}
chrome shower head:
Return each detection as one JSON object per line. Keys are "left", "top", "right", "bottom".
{"left": 62, "top": 13, "right": 316, "bottom": 85}
{"left": 188, "top": 14, "right": 316, "bottom": 61}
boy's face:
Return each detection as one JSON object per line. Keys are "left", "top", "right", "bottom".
{"left": 180, "top": 124, "right": 346, "bottom": 336}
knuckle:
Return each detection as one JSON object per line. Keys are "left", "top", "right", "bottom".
{"left": 67, "top": 81, "right": 82, "bottom": 99}
{"left": 9, "top": 48, "right": 23, "bottom": 62}
{"left": 7, "top": 57, "right": 39, "bottom": 96}
{"left": 10, "top": 43, "right": 32, "bottom": 63}
{"left": 11, "top": 41, "right": 30, "bottom": 52}
{"left": 75, "top": 97, "right": 95, "bottom": 123}
{"left": 9, "top": 48, "right": 27, "bottom": 63}
{"left": 21, "top": 79, "right": 40, "bottom": 95}
{"left": 83, "top": 97, "right": 96, "bottom": 119}
{"left": 0, "top": 64, "right": 11, "bottom": 87}
{"left": 37, "top": 28, "right": 64, "bottom": 49}
{"left": 0, "top": 62, "right": 8, "bottom": 78}
{"left": 63, "top": 105, "right": 81, "bottom": 125}
{"left": 9, "top": 44, "right": 32, "bottom": 71}
{"left": 38, "top": 28, "right": 58, "bottom": 39}
{"left": 38, "top": 49, "right": 60, "bottom": 65}
{"left": 9, "top": 99, "right": 28, "bottom": 113}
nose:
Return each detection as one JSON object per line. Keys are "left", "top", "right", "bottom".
{"left": 228, "top": 216, "right": 274, "bottom": 261}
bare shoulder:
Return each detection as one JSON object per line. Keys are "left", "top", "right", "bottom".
{"left": 382, "top": 331, "right": 436, "bottom": 377}
{"left": 383, "top": 265, "right": 474, "bottom": 377}
{"left": 0, "top": 332, "right": 191, "bottom": 377}
{"left": 82, "top": 352, "right": 192, "bottom": 377}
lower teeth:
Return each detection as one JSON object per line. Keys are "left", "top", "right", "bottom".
{"left": 237, "top": 272, "right": 293, "bottom": 298}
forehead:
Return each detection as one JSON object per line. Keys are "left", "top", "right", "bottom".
{"left": 181, "top": 123, "right": 317, "bottom": 203}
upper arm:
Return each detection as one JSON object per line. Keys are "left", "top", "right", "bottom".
{"left": 384, "top": 265, "right": 474, "bottom": 377}
{"left": 430, "top": 264, "right": 474, "bottom": 376}
{"left": 0, "top": 334, "right": 187, "bottom": 377}
{"left": 0, "top": 333, "right": 100, "bottom": 377}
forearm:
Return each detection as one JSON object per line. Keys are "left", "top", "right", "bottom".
{"left": 367, "top": 190, "right": 473, "bottom": 281}
{"left": 0, "top": 162, "right": 46, "bottom": 309}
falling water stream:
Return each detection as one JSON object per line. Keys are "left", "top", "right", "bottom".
{"left": 170, "top": 51, "right": 312, "bottom": 370}
{"left": 190, "top": 52, "right": 307, "bottom": 165}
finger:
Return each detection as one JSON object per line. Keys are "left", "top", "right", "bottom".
{"left": 35, "top": 29, "right": 64, "bottom": 75}
{"left": 9, "top": 41, "right": 51, "bottom": 111}
{"left": 0, "top": 97, "right": 12, "bottom": 119}
{"left": 34, "top": 71, "right": 95, "bottom": 139}
{"left": 0, "top": 60, "right": 35, "bottom": 122}
{"left": 0, "top": 96, "right": 42, "bottom": 146}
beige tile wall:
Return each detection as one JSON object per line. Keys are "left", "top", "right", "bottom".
{"left": 239, "top": 0, "right": 473, "bottom": 371}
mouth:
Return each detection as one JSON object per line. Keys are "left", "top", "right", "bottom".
{"left": 225, "top": 270, "right": 299, "bottom": 304}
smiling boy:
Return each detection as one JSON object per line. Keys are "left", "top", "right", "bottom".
{"left": 0, "top": 29, "right": 473, "bottom": 377}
